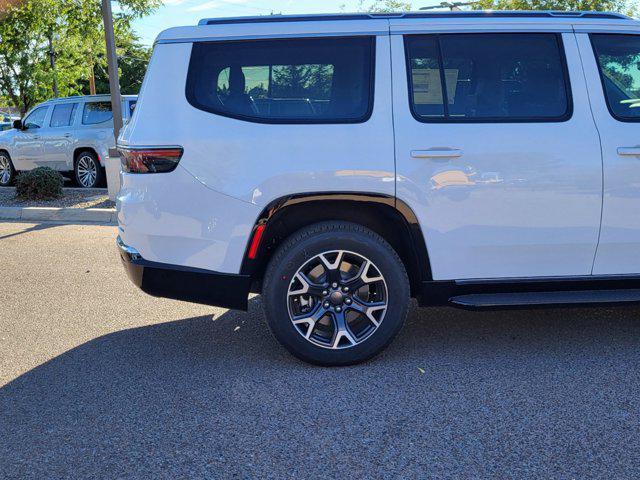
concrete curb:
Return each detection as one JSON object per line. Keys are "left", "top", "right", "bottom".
{"left": 0, "top": 206, "right": 117, "bottom": 225}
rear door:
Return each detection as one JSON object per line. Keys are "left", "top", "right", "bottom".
{"left": 577, "top": 31, "right": 640, "bottom": 275}
{"left": 390, "top": 24, "right": 603, "bottom": 280}
{"left": 42, "top": 102, "right": 79, "bottom": 170}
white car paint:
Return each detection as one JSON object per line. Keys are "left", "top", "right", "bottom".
{"left": 391, "top": 31, "right": 603, "bottom": 280}
{"left": 574, "top": 33, "right": 640, "bottom": 275}
{"left": 117, "top": 12, "right": 640, "bottom": 280}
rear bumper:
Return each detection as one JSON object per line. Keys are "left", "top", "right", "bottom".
{"left": 117, "top": 236, "right": 251, "bottom": 310}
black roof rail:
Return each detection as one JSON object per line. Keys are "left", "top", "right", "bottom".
{"left": 198, "top": 11, "right": 630, "bottom": 26}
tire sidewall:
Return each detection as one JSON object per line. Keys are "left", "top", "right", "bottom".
{"left": 264, "top": 227, "right": 409, "bottom": 366}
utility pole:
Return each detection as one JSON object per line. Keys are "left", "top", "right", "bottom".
{"left": 88, "top": 60, "right": 96, "bottom": 95}
{"left": 101, "top": 0, "right": 123, "bottom": 144}
{"left": 47, "top": 31, "right": 59, "bottom": 98}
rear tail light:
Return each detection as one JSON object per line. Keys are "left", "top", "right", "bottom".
{"left": 118, "top": 146, "right": 183, "bottom": 173}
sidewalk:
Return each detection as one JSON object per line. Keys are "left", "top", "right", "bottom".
{"left": 0, "top": 187, "right": 116, "bottom": 224}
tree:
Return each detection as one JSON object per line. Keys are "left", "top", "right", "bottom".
{"left": 0, "top": 0, "right": 159, "bottom": 114}
{"left": 357, "top": 0, "right": 413, "bottom": 11}
{"left": 471, "top": 0, "right": 635, "bottom": 14}
{"left": 80, "top": 25, "right": 152, "bottom": 96}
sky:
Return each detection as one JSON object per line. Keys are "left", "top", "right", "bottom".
{"left": 132, "top": 0, "right": 441, "bottom": 45}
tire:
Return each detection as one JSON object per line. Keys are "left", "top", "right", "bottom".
{"left": 74, "top": 150, "right": 104, "bottom": 188}
{"left": 263, "top": 221, "right": 410, "bottom": 366}
{"left": 0, "top": 151, "right": 15, "bottom": 186}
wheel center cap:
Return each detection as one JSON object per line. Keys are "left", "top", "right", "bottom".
{"left": 329, "top": 291, "right": 344, "bottom": 305}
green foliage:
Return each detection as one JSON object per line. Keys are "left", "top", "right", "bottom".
{"left": 0, "top": 0, "right": 159, "bottom": 114}
{"left": 358, "top": 0, "right": 413, "bottom": 11}
{"left": 15, "top": 167, "right": 64, "bottom": 200}
{"left": 471, "top": 0, "right": 635, "bottom": 15}
{"left": 360, "top": 0, "right": 635, "bottom": 15}
{"left": 79, "top": 27, "right": 153, "bottom": 96}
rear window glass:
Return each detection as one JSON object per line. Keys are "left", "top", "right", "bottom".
{"left": 82, "top": 101, "right": 113, "bottom": 125}
{"left": 186, "top": 37, "right": 375, "bottom": 123}
{"left": 50, "top": 103, "right": 78, "bottom": 127}
{"left": 591, "top": 34, "right": 640, "bottom": 121}
{"left": 405, "top": 33, "right": 571, "bottom": 122}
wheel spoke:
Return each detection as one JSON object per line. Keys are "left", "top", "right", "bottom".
{"left": 343, "top": 259, "right": 382, "bottom": 291}
{"left": 331, "top": 311, "right": 357, "bottom": 348}
{"left": 347, "top": 298, "right": 387, "bottom": 328}
{"left": 78, "top": 156, "right": 97, "bottom": 187}
{"left": 319, "top": 251, "right": 344, "bottom": 284}
{"left": 0, "top": 156, "right": 10, "bottom": 184}
{"left": 292, "top": 304, "right": 327, "bottom": 339}
{"left": 288, "top": 272, "right": 325, "bottom": 298}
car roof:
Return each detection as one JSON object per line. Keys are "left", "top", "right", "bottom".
{"left": 41, "top": 94, "right": 138, "bottom": 106}
{"left": 156, "top": 10, "right": 639, "bottom": 43}
{"left": 197, "top": 11, "right": 629, "bottom": 25}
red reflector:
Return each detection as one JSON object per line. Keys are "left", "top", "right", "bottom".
{"left": 248, "top": 224, "right": 266, "bottom": 259}
{"left": 119, "top": 147, "right": 183, "bottom": 173}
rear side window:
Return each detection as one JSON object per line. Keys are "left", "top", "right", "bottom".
{"left": 49, "top": 103, "right": 78, "bottom": 127}
{"left": 405, "top": 33, "right": 571, "bottom": 122}
{"left": 591, "top": 34, "right": 640, "bottom": 122}
{"left": 186, "top": 37, "right": 375, "bottom": 124}
{"left": 82, "top": 101, "right": 113, "bottom": 125}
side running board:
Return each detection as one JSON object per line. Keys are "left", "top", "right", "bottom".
{"left": 449, "top": 289, "right": 640, "bottom": 309}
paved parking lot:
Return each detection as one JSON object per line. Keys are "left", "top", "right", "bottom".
{"left": 1, "top": 221, "right": 640, "bottom": 479}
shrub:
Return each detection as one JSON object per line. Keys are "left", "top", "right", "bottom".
{"left": 15, "top": 167, "right": 64, "bottom": 200}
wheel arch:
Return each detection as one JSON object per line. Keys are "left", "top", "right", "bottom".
{"left": 73, "top": 147, "right": 100, "bottom": 166}
{"left": 240, "top": 193, "right": 432, "bottom": 296}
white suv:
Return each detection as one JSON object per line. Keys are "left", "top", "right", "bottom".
{"left": 0, "top": 94, "right": 137, "bottom": 188}
{"left": 117, "top": 11, "right": 640, "bottom": 365}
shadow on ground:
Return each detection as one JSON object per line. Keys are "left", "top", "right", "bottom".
{"left": 0, "top": 222, "right": 63, "bottom": 240}
{"left": 2, "top": 299, "right": 640, "bottom": 478}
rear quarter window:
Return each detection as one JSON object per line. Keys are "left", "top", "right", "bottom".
{"left": 186, "top": 36, "right": 375, "bottom": 124}
{"left": 82, "top": 101, "right": 113, "bottom": 125}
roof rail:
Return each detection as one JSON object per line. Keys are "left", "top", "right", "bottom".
{"left": 198, "top": 10, "right": 630, "bottom": 26}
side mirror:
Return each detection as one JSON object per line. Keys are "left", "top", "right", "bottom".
{"left": 12, "top": 119, "right": 22, "bottom": 130}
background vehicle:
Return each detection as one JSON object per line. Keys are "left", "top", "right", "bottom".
{"left": 0, "top": 94, "right": 137, "bottom": 188}
{"left": 0, "top": 111, "right": 18, "bottom": 131}
{"left": 117, "top": 11, "right": 640, "bottom": 365}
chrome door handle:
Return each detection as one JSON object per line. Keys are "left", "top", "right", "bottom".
{"left": 618, "top": 147, "right": 640, "bottom": 156}
{"left": 411, "top": 148, "right": 463, "bottom": 159}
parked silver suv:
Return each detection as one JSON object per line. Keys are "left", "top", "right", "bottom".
{"left": 0, "top": 94, "right": 137, "bottom": 188}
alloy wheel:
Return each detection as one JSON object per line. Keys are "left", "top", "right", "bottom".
{"left": 0, "top": 155, "right": 11, "bottom": 185}
{"left": 77, "top": 155, "right": 98, "bottom": 188}
{"left": 287, "top": 250, "right": 388, "bottom": 349}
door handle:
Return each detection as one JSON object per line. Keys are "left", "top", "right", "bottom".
{"left": 411, "top": 148, "right": 463, "bottom": 159}
{"left": 63, "top": 133, "right": 72, "bottom": 138}
{"left": 32, "top": 135, "right": 40, "bottom": 140}
{"left": 617, "top": 147, "right": 640, "bottom": 157}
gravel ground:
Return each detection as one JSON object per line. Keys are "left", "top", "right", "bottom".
{"left": 0, "top": 187, "right": 113, "bottom": 208}
{"left": 1, "top": 221, "right": 640, "bottom": 479}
